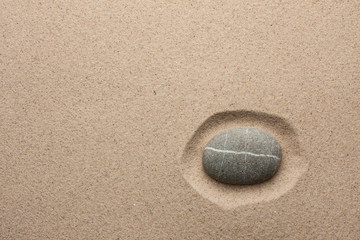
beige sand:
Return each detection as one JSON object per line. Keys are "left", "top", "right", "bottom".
{"left": 1, "top": 1, "right": 359, "bottom": 239}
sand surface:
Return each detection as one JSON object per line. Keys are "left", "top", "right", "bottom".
{"left": 1, "top": 1, "right": 359, "bottom": 239}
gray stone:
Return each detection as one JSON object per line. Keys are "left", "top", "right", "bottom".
{"left": 202, "top": 128, "right": 281, "bottom": 185}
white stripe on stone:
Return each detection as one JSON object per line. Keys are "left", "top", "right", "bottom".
{"left": 205, "top": 147, "right": 280, "bottom": 160}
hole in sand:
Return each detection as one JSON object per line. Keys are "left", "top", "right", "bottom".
{"left": 181, "top": 110, "right": 308, "bottom": 209}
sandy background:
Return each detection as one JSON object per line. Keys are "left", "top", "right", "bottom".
{"left": 1, "top": 1, "right": 359, "bottom": 239}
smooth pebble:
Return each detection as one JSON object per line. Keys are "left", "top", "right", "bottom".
{"left": 202, "top": 128, "right": 282, "bottom": 185}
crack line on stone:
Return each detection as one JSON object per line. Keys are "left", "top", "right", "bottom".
{"left": 205, "top": 147, "right": 280, "bottom": 160}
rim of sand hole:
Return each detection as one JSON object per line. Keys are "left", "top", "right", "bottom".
{"left": 181, "top": 110, "right": 308, "bottom": 209}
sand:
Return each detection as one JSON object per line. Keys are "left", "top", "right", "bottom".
{"left": 1, "top": 1, "right": 359, "bottom": 239}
